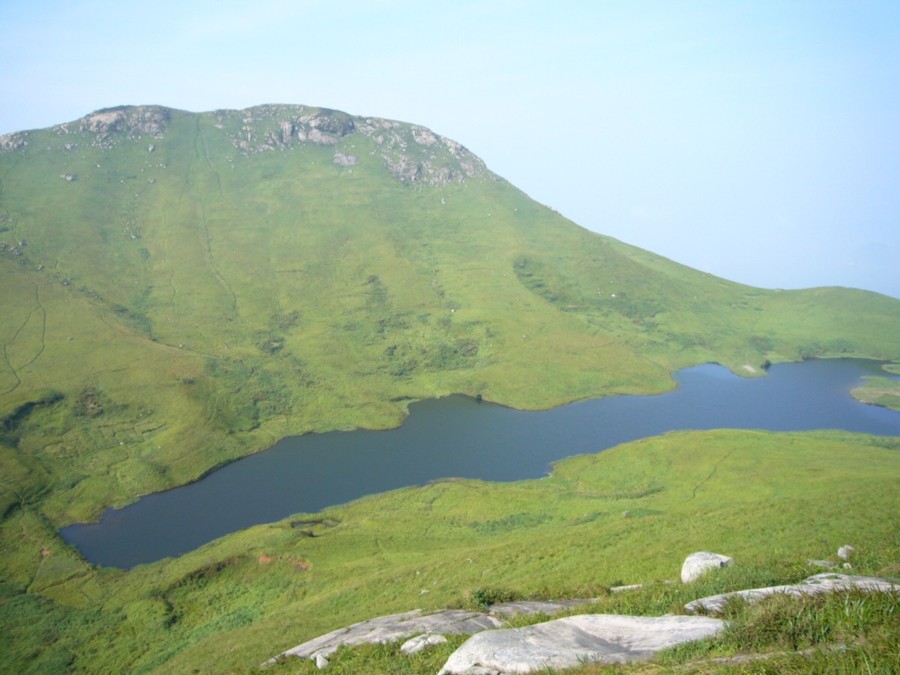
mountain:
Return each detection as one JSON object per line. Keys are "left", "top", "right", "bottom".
{"left": 1, "top": 104, "right": 899, "bottom": 672}
{"left": 1, "top": 103, "right": 898, "bottom": 524}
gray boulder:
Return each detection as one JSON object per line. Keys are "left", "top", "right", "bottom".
{"left": 262, "top": 599, "right": 600, "bottom": 667}
{"left": 686, "top": 573, "right": 900, "bottom": 614}
{"left": 263, "top": 609, "right": 505, "bottom": 667}
{"left": 838, "top": 545, "right": 855, "bottom": 561}
{"left": 438, "top": 614, "right": 724, "bottom": 674}
{"left": 333, "top": 152, "right": 359, "bottom": 166}
{"left": 681, "top": 551, "right": 733, "bottom": 583}
{"left": 400, "top": 633, "right": 448, "bottom": 655}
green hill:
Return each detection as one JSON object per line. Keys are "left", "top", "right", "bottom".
{"left": 1, "top": 105, "right": 898, "bottom": 672}
{"left": 2, "top": 104, "right": 897, "bottom": 522}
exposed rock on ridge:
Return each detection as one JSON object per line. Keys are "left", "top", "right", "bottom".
{"left": 78, "top": 106, "right": 170, "bottom": 141}
{"left": 223, "top": 105, "right": 358, "bottom": 150}
{"left": 0, "top": 103, "right": 487, "bottom": 187}
{"left": 215, "top": 103, "right": 486, "bottom": 186}
{"left": 67, "top": 106, "right": 171, "bottom": 149}
{"left": 263, "top": 600, "right": 593, "bottom": 668}
{"left": 262, "top": 608, "right": 506, "bottom": 666}
{"left": 2, "top": 106, "right": 172, "bottom": 152}
{"left": 0, "top": 131, "right": 29, "bottom": 152}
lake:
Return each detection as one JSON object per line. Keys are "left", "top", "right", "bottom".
{"left": 61, "top": 358, "right": 899, "bottom": 569}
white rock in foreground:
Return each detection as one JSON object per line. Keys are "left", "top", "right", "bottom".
{"left": 489, "top": 598, "right": 596, "bottom": 616}
{"left": 681, "top": 551, "right": 734, "bottom": 583}
{"left": 263, "top": 609, "right": 504, "bottom": 666}
{"left": 400, "top": 633, "right": 448, "bottom": 655}
{"left": 837, "top": 545, "right": 855, "bottom": 561}
{"left": 438, "top": 614, "right": 724, "bottom": 674}
{"left": 685, "top": 573, "right": 900, "bottom": 614}
{"left": 262, "top": 600, "right": 596, "bottom": 667}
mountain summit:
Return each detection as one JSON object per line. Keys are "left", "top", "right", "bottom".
{"left": 2, "top": 104, "right": 486, "bottom": 184}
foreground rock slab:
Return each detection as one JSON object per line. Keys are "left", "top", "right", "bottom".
{"left": 263, "top": 609, "right": 505, "bottom": 666}
{"left": 401, "top": 633, "right": 448, "bottom": 655}
{"left": 263, "top": 600, "right": 595, "bottom": 666}
{"left": 488, "top": 598, "right": 596, "bottom": 617}
{"left": 438, "top": 614, "right": 725, "bottom": 674}
{"left": 686, "top": 573, "right": 900, "bottom": 614}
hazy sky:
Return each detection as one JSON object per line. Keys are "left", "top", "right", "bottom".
{"left": 2, "top": 1, "right": 899, "bottom": 297}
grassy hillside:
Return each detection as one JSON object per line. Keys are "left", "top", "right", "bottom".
{"left": 1, "top": 430, "right": 898, "bottom": 672}
{"left": 1, "top": 105, "right": 899, "bottom": 671}
{"left": 1, "top": 104, "right": 897, "bottom": 523}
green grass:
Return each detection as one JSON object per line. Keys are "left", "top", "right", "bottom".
{"left": 1, "top": 429, "right": 897, "bottom": 672}
{"left": 1, "top": 105, "right": 899, "bottom": 672}
{"left": 852, "top": 363, "right": 900, "bottom": 411}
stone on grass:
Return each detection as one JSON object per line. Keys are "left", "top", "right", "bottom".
{"left": 438, "top": 614, "right": 724, "bottom": 674}
{"left": 400, "top": 633, "right": 448, "bottom": 655}
{"left": 681, "top": 551, "right": 733, "bottom": 583}
{"left": 837, "top": 545, "right": 855, "bottom": 561}
{"left": 685, "top": 573, "right": 900, "bottom": 615}
{"left": 262, "top": 609, "right": 505, "bottom": 667}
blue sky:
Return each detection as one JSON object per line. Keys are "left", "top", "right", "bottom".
{"left": 2, "top": 0, "right": 899, "bottom": 297}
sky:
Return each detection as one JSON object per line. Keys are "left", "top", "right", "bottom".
{"left": 2, "top": 0, "right": 899, "bottom": 297}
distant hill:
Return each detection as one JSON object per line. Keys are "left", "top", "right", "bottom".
{"left": 1, "top": 103, "right": 899, "bottom": 523}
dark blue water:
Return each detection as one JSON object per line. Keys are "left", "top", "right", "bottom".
{"left": 62, "top": 359, "right": 899, "bottom": 569}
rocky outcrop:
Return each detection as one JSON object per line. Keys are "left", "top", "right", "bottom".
{"left": 400, "top": 633, "right": 448, "bottom": 655}
{"left": 263, "top": 567, "right": 900, "bottom": 672}
{"left": 262, "top": 609, "right": 505, "bottom": 667}
{"left": 0, "top": 131, "right": 29, "bottom": 153}
{"left": 359, "top": 117, "right": 484, "bottom": 186}
{"left": 685, "top": 573, "right": 900, "bottom": 614}
{"left": 681, "top": 551, "right": 733, "bottom": 583}
{"left": 262, "top": 600, "right": 594, "bottom": 668}
{"left": 3, "top": 103, "right": 487, "bottom": 186}
{"left": 218, "top": 106, "right": 356, "bottom": 152}
{"left": 212, "top": 104, "right": 486, "bottom": 186}
{"left": 837, "top": 545, "right": 855, "bottom": 561}
{"left": 308, "top": 109, "right": 356, "bottom": 137}
{"left": 307, "top": 128, "right": 339, "bottom": 145}
{"left": 487, "top": 599, "right": 597, "bottom": 617}
{"left": 438, "top": 614, "right": 725, "bottom": 674}
{"left": 333, "top": 152, "right": 358, "bottom": 166}
{"left": 67, "top": 106, "right": 171, "bottom": 148}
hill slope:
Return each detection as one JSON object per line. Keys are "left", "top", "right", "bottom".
{"left": 1, "top": 104, "right": 899, "bottom": 672}
{"left": 2, "top": 430, "right": 898, "bottom": 672}
{"left": 2, "top": 104, "right": 898, "bottom": 524}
